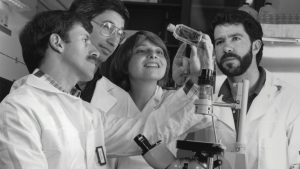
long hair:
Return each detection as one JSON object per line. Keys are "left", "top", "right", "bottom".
{"left": 109, "top": 31, "right": 170, "bottom": 91}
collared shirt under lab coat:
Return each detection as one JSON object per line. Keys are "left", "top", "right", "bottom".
{"left": 90, "top": 78, "right": 212, "bottom": 169}
{"left": 195, "top": 69, "right": 300, "bottom": 169}
{"left": 0, "top": 74, "right": 203, "bottom": 169}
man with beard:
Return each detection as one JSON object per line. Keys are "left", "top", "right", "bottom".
{"left": 189, "top": 10, "right": 300, "bottom": 168}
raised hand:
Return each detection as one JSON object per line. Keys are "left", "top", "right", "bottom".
{"left": 197, "top": 34, "right": 214, "bottom": 71}
{"left": 172, "top": 43, "right": 190, "bottom": 86}
{"left": 172, "top": 33, "right": 214, "bottom": 86}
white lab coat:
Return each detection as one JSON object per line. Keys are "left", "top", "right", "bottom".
{"left": 195, "top": 69, "right": 300, "bottom": 169}
{"left": 91, "top": 79, "right": 212, "bottom": 169}
{"left": 0, "top": 74, "right": 204, "bottom": 169}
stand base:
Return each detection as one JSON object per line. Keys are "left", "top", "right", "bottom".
{"left": 222, "top": 152, "right": 248, "bottom": 169}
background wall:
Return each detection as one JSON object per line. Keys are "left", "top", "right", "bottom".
{"left": 0, "top": 3, "right": 29, "bottom": 82}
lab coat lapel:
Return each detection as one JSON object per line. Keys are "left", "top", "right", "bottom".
{"left": 246, "top": 69, "right": 281, "bottom": 123}
{"left": 141, "top": 86, "right": 162, "bottom": 113}
{"left": 90, "top": 77, "right": 117, "bottom": 113}
{"left": 213, "top": 95, "right": 236, "bottom": 132}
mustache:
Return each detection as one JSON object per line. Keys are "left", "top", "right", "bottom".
{"left": 220, "top": 53, "right": 241, "bottom": 62}
{"left": 87, "top": 54, "right": 98, "bottom": 61}
{"left": 87, "top": 55, "right": 99, "bottom": 65}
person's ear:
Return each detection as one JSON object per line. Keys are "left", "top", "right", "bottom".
{"left": 252, "top": 39, "right": 262, "bottom": 56}
{"left": 49, "top": 34, "right": 64, "bottom": 53}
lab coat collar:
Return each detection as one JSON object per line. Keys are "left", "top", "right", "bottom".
{"left": 153, "top": 86, "right": 163, "bottom": 108}
{"left": 140, "top": 86, "right": 163, "bottom": 113}
{"left": 10, "top": 75, "right": 29, "bottom": 93}
{"left": 25, "top": 75, "right": 80, "bottom": 99}
{"left": 154, "top": 86, "right": 162, "bottom": 101}
{"left": 25, "top": 74, "right": 94, "bottom": 130}
{"left": 246, "top": 69, "right": 282, "bottom": 123}
{"left": 15, "top": 74, "right": 80, "bottom": 99}
{"left": 90, "top": 77, "right": 117, "bottom": 113}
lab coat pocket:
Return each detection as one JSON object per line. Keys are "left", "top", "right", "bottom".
{"left": 42, "top": 129, "right": 81, "bottom": 150}
{"left": 42, "top": 129, "right": 84, "bottom": 166}
{"left": 258, "top": 137, "right": 287, "bottom": 169}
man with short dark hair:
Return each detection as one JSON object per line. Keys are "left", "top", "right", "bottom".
{"left": 69, "top": 0, "right": 130, "bottom": 101}
{"left": 68, "top": 1, "right": 214, "bottom": 169}
{"left": 194, "top": 10, "right": 300, "bottom": 168}
{"left": 0, "top": 10, "right": 210, "bottom": 169}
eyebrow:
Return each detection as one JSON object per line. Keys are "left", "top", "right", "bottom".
{"left": 92, "top": 20, "right": 124, "bottom": 29}
{"left": 135, "top": 44, "right": 164, "bottom": 52}
{"left": 215, "top": 33, "right": 244, "bottom": 42}
{"left": 136, "top": 44, "right": 147, "bottom": 48}
{"left": 230, "top": 33, "right": 244, "bottom": 37}
{"left": 80, "top": 32, "right": 90, "bottom": 40}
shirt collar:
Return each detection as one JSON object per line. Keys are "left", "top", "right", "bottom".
{"left": 252, "top": 66, "right": 266, "bottom": 95}
{"left": 218, "top": 79, "right": 234, "bottom": 102}
{"left": 33, "top": 69, "right": 81, "bottom": 97}
{"left": 218, "top": 66, "right": 266, "bottom": 101}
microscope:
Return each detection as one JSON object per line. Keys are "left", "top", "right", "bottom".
{"left": 134, "top": 22, "right": 300, "bottom": 168}
{"left": 134, "top": 68, "right": 250, "bottom": 169}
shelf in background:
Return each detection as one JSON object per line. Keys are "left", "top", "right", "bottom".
{"left": 190, "top": 4, "right": 238, "bottom": 10}
{"left": 123, "top": 1, "right": 183, "bottom": 45}
{"left": 123, "top": 1, "right": 181, "bottom": 9}
{"left": 263, "top": 37, "right": 300, "bottom": 46}
{"left": 166, "top": 44, "right": 179, "bottom": 48}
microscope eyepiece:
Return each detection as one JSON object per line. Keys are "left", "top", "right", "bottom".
{"left": 134, "top": 134, "right": 153, "bottom": 155}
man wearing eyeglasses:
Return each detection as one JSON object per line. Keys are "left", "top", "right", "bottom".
{"left": 69, "top": 0, "right": 199, "bottom": 102}
{"left": 68, "top": 0, "right": 213, "bottom": 169}
{"left": 1, "top": 9, "right": 213, "bottom": 169}
{"left": 68, "top": 0, "right": 129, "bottom": 101}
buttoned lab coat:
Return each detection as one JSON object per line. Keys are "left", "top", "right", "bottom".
{"left": 0, "top": 75, "right": 201, "bottom": 169}
{"left": 195, "top": 69, "right": 300, "bottom": 169}
{"left": 91, "top": 78, "right": 212, "bottom": 169}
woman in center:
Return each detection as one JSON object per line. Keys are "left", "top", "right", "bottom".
{"left": 108, "top": 31, "right": 204, "bottom": 169}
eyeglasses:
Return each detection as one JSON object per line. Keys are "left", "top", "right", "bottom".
{"left": 92, "top": 21, "right": 127, "bottom": 44}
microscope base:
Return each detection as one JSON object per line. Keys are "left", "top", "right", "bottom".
{"left": 222, "top": 152, "right": 248, "bottom": 169}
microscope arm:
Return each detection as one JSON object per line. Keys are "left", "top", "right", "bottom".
{"left": 134, "top": 80, "right": 250, "bottom": 169}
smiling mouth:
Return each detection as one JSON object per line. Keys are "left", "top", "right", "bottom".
{"left": 144, "top": 63, "right": 160, "bottom": 68}
{"left": 100, "top": 46, "right": 112, "bottom": 55}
